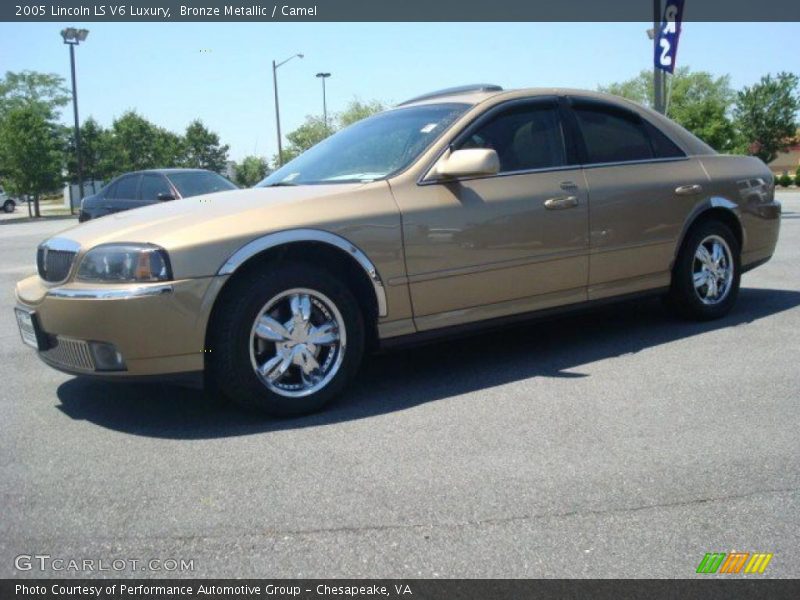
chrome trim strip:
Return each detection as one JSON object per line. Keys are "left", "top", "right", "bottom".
{"left": 38, "top": 237, "right": 81, "bottom": 284}
{"left": 217, "top": 229, "right": 388, "bottom": 317}
{"left": 47, "top": 284, "right": 174, "bottom": 299}
{"left": 41, "top": 237, "right": 81, "bottom": 253}
{"left": 710, "top": 197, "right": 738, "bottom": 210}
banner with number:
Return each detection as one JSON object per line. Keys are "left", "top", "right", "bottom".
{"left": 655, "top": 0, "right": 685, "bottom": 73}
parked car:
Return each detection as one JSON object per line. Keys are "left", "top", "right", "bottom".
{"left": 78, "top": 168, "right": 238, "bottom": 222}
{"left": 1, "top": 185, "right": 22, "bottom": 213}
{"left": 15, "top": 85, "right": 781, "bottom": 416}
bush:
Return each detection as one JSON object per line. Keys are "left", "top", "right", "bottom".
{"left": 778, "top": 174, "right": 792, "bottom": 187}
{"left": 796, "top": 168, "right": 800, "bottom": 187}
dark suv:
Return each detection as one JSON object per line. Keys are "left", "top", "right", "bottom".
{"left": 78, "top": 168, "right": 237, "bottom": 222}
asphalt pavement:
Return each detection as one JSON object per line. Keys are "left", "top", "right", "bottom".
{"left": 1, "top": 193, "right": 799, "bottom": 578}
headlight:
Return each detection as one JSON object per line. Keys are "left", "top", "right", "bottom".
{"left": 76, "top": 244, "right": 172, "bottom": 283}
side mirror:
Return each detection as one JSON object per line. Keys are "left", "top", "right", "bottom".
{"left": 434, "top": 148, "right": 500, "bottom": 179}
{"left": 157, "top": 192, "right": 176, "bottom": 201}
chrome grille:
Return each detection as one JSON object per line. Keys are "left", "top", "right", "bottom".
{"left": 41, "top": 337, "right": 95, "bottom": 372}
{"left": 37, "top": 247, "right": 77, "bottom": 282}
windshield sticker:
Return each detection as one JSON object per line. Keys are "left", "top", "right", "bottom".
{"left": 420, "top": 123, "right": 438, "bottom": 133}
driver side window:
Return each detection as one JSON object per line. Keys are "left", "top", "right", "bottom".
{"left": 457, "top": 103, "right": 567, "bottom": 173}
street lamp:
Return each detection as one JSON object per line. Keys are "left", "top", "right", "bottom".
{"left": 272, "top": 52, "right": 303, "bottom": 167}
{"left": 316, "top": 72, "right": 331, "bottom": 130}
{"left": 61, "top": 27, "right": 89, "bottom": 213}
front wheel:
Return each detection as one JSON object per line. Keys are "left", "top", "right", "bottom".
{"left": 668, "top": 220, "right": 741, "bottom": 320}
{"left": 209, "top": 263, "right": 364, "bottom": 416}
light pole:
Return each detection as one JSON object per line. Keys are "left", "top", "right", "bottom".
{"left": 61, "top": 28, "right": 89, "bottom": 214}
{"left": 316, "top": 72, "right": 331, "bottom": 130}
{"left": 272, "top": 52, "right": 303, "bottom": 167}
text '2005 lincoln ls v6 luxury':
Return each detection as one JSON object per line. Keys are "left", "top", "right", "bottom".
{"left": 15, "top": 85, "right": 781, "bottom": 416}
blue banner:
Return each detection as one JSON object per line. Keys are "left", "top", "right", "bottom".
{"left": 655, "top": 0, "right": 685, "bottom": 73}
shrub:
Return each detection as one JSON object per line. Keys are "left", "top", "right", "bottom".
{"left": 778, "top": 174, "right": 792, "bottom": 187}
{"left": 796, "top": 167, "right": 800, "bottom": 187}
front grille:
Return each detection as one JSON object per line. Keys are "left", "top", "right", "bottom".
{"left": 41, "top": 337, "right": 95, "bottom": 372}
{"left": 37, "top": 247, "right": 76, "bottom": 282}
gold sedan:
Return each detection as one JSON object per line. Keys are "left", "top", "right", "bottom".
{"left": 15, "top": 85, "right": 781, "bottom": 415}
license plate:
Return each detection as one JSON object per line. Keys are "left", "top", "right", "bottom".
{"left": 15, "top": 308, "right": 42, "bottom": 350}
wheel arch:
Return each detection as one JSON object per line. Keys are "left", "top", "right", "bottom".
{"left": 204, "top": 230, "right": 386, "bottom": 374}
{"left": 672, "top": 198, "right": 744, "bottom": 270}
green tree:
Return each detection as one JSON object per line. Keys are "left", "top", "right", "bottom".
{"left": 733, "top": 72, "right": 800, "bottom": 163}
{"left": 234, "top": 155, "right": 269, "bottom": 187}
{"left": 0, "top": 105, "right": 64, "bottom": 217}
{"left": 600, "top": 67, "right": 736, "bottom": 151}
{"left": 182, "top": 119, "right": 229, "bottom": 172}
{"left": 104, "top": 111, "right": 184, "bottom": 176}
{"left": 65, "top": 117, "right": 113, "bottom": 185}
{"left": 337, "top": 99, "right": 385, "bottom": 128}
{"left": 0, "top": 70, "right": 69, "bottom": 118}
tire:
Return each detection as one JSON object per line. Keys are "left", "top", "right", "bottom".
{"left": 2, "top": 200, "right": 14, "bottom": 213}
{"left": 209, "top": 262, "right": 364, "bottom": 416}
{"left": 668, "top": 219, "right": 741, "bottom": 320}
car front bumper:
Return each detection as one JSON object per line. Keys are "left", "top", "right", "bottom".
{"left": 15, "top": 275, "right": 224, "bottom": 379}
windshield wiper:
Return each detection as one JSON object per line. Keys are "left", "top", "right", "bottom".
{"left": 264, "top": 181, "right": 298, "bottom": 187}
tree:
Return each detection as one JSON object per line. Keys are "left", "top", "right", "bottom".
{"left": 0, "top": 70, "right": 69, "bottom": 118}
{"left": 337, "top": 99, "right": 385, "bottom": 128}
{"left": 182, "top": 119, "right": 229, "bottom": 173}
{"left": 0, "top": 105, "right": 64, "bottom": 217}
{"left": 234, "top": 155, "right": 269, "bottom": 187}
{"left": 104, "top": 111, "right": 185, "bottom": 176}
{"left": 733, "top": 72, "right": 800, "bottom": 163}
{"left": 65, "top": 117, "right": 113, "bottom": 185}
{"left": 600, "top": 67, "right": 736, "bottom": 151}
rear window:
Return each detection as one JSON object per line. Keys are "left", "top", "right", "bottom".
{"left": 167, "top": 172, "right": 237, "bottom": 198}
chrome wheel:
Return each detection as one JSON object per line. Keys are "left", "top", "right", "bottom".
{"left": 249, "top": 288, "right": 346, "bottom": 398}
{"left": 692, "top": 235, "right": 734, "bottom": 305}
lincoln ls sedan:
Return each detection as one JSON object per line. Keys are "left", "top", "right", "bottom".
{"left": 15, "top": 85, "right": 781, "bottom": 416}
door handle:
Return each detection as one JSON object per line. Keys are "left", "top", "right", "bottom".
{"left": 675, "top": 184, "right": 703, "bottom": 195}
{"left": 544, "top": 195, "right": 579, "bottom": 210}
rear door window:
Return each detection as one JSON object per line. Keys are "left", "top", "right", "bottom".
{"left": 572, "top": 102, "right": 654, "bottom": 164}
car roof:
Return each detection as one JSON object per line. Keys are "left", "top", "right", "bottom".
{"left": 398, "top": 86, "right": 643, "bottom": 108}
{"left": 133, "top": 168, "right": 211, "bottom": 175}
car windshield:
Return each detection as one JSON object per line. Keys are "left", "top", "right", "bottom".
{"left": 168, "top": 171, "right": 238, "bottom": 197}
{"left": 258, "top": 103, "right": 469, "bottom": 186}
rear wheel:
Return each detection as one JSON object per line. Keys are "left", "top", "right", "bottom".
{"left": 668, "top": 220, "right": 741, "bottom": 320}
{"left": 209, "top": 263, "right": 364, "bottom": 416}
{"left": 3, "top": 200, "right": 14, "bottom": 213}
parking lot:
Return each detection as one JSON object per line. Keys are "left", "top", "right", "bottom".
{"left": 1, "top": 193, "right": 798, "bottom": 578}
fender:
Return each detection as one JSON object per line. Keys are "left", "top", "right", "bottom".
{"left": 217, "top": 228, "right": 388, "bottom": 317}
{"left": 672, "top": 196, "right": 745, "bottom": 265}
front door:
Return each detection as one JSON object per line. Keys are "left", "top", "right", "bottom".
{"left": 392, "top": 99, "right": 590, "bottom": 331}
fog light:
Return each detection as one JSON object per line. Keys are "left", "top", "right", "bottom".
{"left": 89, "top": 342, "right": 126, "bottom": 371}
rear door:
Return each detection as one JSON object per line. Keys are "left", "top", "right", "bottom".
{"left": 566, "top": 97, "right": 709, "bottom": 300}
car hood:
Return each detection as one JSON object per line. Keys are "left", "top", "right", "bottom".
{"left": 53, "top": 182, "right": 390, "bottom": 278}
